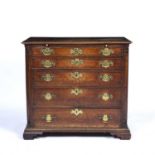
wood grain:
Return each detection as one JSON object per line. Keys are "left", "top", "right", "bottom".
{"left": 31, "top": 46, "right": 123, "bottom": 57}
{"left": 33, "top": 70, "right": 123, "bottom": 87}
{"left": 32, "top": 57, "right": 123, "bottom": 69}
{"left": 32, "top": 108, "right": 121, "bottom": 128}
{"left": 33, "top": 88, "right": 122, "bottom": 108}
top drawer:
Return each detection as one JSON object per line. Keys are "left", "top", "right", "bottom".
{"left": 30, "top": 45, "right": 123, "bottom": 57}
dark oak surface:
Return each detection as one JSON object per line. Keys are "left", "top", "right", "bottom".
{"left": 23, "top": 37, "right": 131, "bottom": 140}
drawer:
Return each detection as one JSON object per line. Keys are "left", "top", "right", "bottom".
{"left": 33, "top": 70, "right": 123, "bottom": 87}
{"left": 32, "top": 57, "right": 123, "bottom": 70}
{"left": 31, "top": 46, "right": 123, "bottom": 57}
{"left": 32, "top": 108, "right": 121, "bottom": 128}
{"left": 33, "top": 88, "right": 121, "bottom": 108}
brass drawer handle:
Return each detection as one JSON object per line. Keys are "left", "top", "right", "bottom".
{"left": 43, "top": 92, "right": 55, "bottom": 101}
{"left": 71, "top": 108, "right": 83, "bottom": 116}
{"left": 41, "top": 60, "right": 55, "bottom": 68}
{"left": 42, "top": 114, "right": 53, "bottom": 123}
{"left": 42, "top": 74, "right": 54, "bottom": 82}
{"left": 71, "top": 58, "right": 83, "bottom": 66}
{"left": 98, "top": 114, "right": 111, "bottom": 123}
{"left": 100, "top": 45, "right": 114, "bottom": 56}
{"left": 102, "top": 114, "right": 110, "bottom": 122}
{"left": 99, "top": 60, "right": 113, "bottom": 68}
{"left": 70, "top": 48, "right": 83, "bottom": 56}
{"left": 99, "top": 93, "right": 113, "bottom": 101}
{"left": 99, "top": 74, "right": 113, "bottom": 82}
{"left": 71, "top": 72, "right": 83, "bottom": 79}
{"left": 71, "top": 88, "right": 83, "bottom": 96}
{"left": 41, "top": 47, "right": 54, "bottom": 56}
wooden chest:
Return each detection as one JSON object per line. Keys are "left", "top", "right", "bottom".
{"left": 22, "top": 37, "right": 131, "bottom": 139}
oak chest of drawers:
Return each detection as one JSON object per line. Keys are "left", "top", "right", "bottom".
{"left": 22, "top": 37, "right": 131, "bottom": 139}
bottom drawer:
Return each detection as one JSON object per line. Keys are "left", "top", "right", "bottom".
{"left": 32, "top": 109, "right": 121, "bottom": 128}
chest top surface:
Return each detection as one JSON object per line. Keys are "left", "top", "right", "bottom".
{"left": 22, "top": 37, "right": 131, "bottom": 45}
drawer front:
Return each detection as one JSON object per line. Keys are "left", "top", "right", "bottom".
{"left": 33, "top": 108, "right": 121, "bottom": 128}
{"left": 32, "top": 57, "right": 122, "bottom": 70}
{"left": 31, "top": 46, "right": 123, "bottom": 57}
{"left": 33, "top": 70, "right": 122, "bottom": 87}
{"left": 33, "top": 88, "right": 121, "bottom": 108}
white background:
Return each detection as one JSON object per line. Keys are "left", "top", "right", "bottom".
{"left": 0, "top": 0, "right": 155, "bottom": 154}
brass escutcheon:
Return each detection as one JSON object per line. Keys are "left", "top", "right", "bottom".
{"left": 71, "top": 58, "right": 83, "bottom": 66}
{"left": 71, "top": 108, "right": 83, "bottom": 116}
{"left": 43, "top": 114, "right": 53, "bottom": 123}
{"left": 41, "top": 47, "right": 54, "bottom": 56}
{"left": 102, "top": 114, "right": 109, "bottom": 122}
{"left": 71, "top": 88, "right": 83, "bottom": 96}
{"left": 42, "top": 73, "right": 54, "bottom": 82}
{"left": 100, "top": 45, "right": 114, "bottom": 56}
{"left": 100, "top": 93, "right": 113, "bottom": 101}
{"left": 70, "top": 48, "right": 83, "bottom": 56}
{"left": 99, "top": 60, "right": 113, "bottom": 68}
{"left": 41, "top": 60, "right": 55, "bottom": 68}
{"left": 71, "top": 72, "right": 83, "bottom": 79}
{"left": 43, "top": 92, "right": 55, "bottom": 101}
{"left": 99, "top": 73, "right": 112, "bottom": 82}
